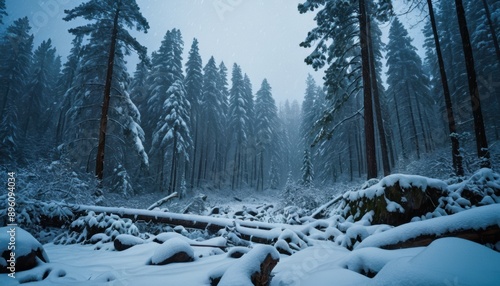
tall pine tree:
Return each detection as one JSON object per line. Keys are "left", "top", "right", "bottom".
{"left": 63, "top": 0, "right": 149, "bottom": 191}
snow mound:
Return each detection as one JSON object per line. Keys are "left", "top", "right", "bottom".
{"left": 372, "top": 237, "right": 500, "bottom": 285}
{"left": 357, "top": 204, "right": 500, "bottom": 249}
{"left": 218, "top": 244, "right": 280, "bottom": 286}
{"left": 346, "top": 173, "right": 448, "bottom": 201}
{"left": 0, "top": 227, "right": 50, "bottom": 273}
{"left": 149, "top": 237, "right": 194, "bottom": 265}
{"left": 114, "top": 234, "right": 144, "bottom": 251}
{"left": 442, "top": 168, "right": 500, "bottom": 214}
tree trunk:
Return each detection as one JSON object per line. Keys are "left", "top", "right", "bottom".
{"left": 367, "top": 12, "right": 390, "bottom": 176}
{"left": 232, "top": 145, "right": 239, "bottom": 190}
{"left": 414, "top": 95, "right": 430, "bottom": 153}
{"left": 169, "top": 133, "right": 178, "bottom": 193}
{"left": 348, "top": 131, "right": 353, "bottom": 181}
{"left": 405, "top": 82, "right": 421, "bottom": 159}
{"left": 427, "top": 0, "right": 463, "bottom": 176}
{"left": 482, "top": 0, "right": 500, "bottom": 65}
{"left": 393, "top": 92, "right": 407, "bottom": 160}
{"left": 359, "top": 0, "right": 377, "bottom": 179}
{"left": 190, "top": 117, "right": 199, "bottom": 189}
{"left": 95, "top": 7, "right": 120, "bottom": 181}
{"left": 454, "top": 0, "right": 491, "bottom": 167}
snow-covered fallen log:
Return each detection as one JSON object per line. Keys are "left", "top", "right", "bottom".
{"left": 147, "top": 192, "right": 178, "bottom": 210}
{"left": 356, "top": 204, "right": 500, "bottom": 250}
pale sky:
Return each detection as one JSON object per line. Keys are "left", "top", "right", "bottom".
{"left": 3, "top": 0, "right": 327, "bottom": 105}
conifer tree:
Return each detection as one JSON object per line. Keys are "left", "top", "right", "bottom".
{"left": 23, "top": 39, "right": 60, "bottom": 138}
{"left": 386, "top": 17, "right": 429, "bottom": 160}
{"left": 200, "top": 56, "right": 225, "bottom": 187}
{"left": 299, "top": 0, "right": 393, "bottom": 179}
{"left": 454, "top": 0, "right": 490, "bottom": 167}
{"left": 0, "top": 17, "right": 33, "bottom": 164}
{"left": 217, "top": 61, "right": 230, "bottom": 184}
{"left": 255, "top": 79, "right": 278, "bottom": 191}
{"left": 423, "top": 0, "right": 463, "bottom": 176}
{"left": 150, "top": 80, "right": 192, "bottom": 193}
{"left": 146, "top": 29, "right": 184, "bottom": 136}
{"left": 301, "top": 149, "right": 314, "bottom": 187}
{"left": 300, "top": 74, "right": 317, "bottom": 147}
{"left": 185, "top": 38, "right": 203, "bottom": 187}
{"left": 228, "top": 63, "right": 248, "bottom": 189}
{"left": 63, "top": 0, "right": 149, "bottom": 188}
{"left": 0, "top": 17, "right": 33, "bottom": 114}
{"left": 56, "top": 35, "right": 84, "bottom": 144}
{"left": 0, "top": 0, "right": 6, "bottom": 25}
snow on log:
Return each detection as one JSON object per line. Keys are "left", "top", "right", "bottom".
{"left": 147, "top": 192, "right": 178, "bottom": 210}
{"left": 356, "top": 204, "right": 500, "bottom": 250}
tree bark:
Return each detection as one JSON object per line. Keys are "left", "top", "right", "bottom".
{"left": 427, "top": 0, "right": 464, "bottom": 176}
{"left": 367, "top": 12, "right": 390, "bottom": 176}
{"left": 359, "top": 0, "right": 378, "bottom": 179}
{"left": 454, "top": 0, "right": 491, "bottom": 168}
{"left": 95, "top": 6, "right": 120, "bottom": 181}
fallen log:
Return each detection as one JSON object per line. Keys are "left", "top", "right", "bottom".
{"left": 147, "top": 192, "right": 178, "bottom": 210}
{"left": 356, "top": 204, "right": 500, "bottom": 251}
{"left": 310, "top": 195, "right": 342, "bottom": 219}
{"left": 68, "top": 204, "right": 293, "bottom": 235}
{"left": 70, "top": 204, "right": 232, "bottom": 233}
{"left": 382, "top": 225, "right": 500, "bottom": 250}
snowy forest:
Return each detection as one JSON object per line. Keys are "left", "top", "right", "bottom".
{"left": 1, "top": 0, "right": 500, "bottom": 285}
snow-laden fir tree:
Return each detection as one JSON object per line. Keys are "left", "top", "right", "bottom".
{"left": 198, "top": 56, "right": 226, "bottom": 187}
{"left": 0, "top": 17, "right": 33, "bottom": 115}
{"left": 386, "top": 17, "right": 431, "bottom": 161}
{"left": 55, "top": 35, "right": 84, "bottom": 145}
{"left": 228, "top": 63, "right": 249, "bottom": 190}
{"left": 301, "top": 149, "right": 314, "bottom": 187}
{"left": 62, "top": 0, "right": 149, "bottom": 192}
{"left": 216, "top": 61, "right": 230, "bottom": 185}
{"left": 129, "top": 60, "right": 151, "bottom": 131}
{"left": 184, "top": 38, "right": 203, "bottom": 188}
{"left": 0, "top": 0, "right": 6, "bottom": 25}
{"left": 279, "top": 100, "right": 302, "bottom": 179}
{"left": 150, "top": 80, "right": 192, "bottom": 193}
{"left": 300, "top": 74, "right": 317, "bottom": 148}
{"left": 0, "top": 17, "right": 33, "bottom": 164}
{"left": 269, "top": 157, "right": 280, "bottom": 190}
{"left": 23, "top": 39, "right": 61, "bottom": 140}
{"left": 255, "top": 79, "right": 279, "bottom": 191}
{"left": 145, "top": 29, "right": 184, "bottom": 137}
{"left": 242, "top": 73, "right": 256, "bottom": 187}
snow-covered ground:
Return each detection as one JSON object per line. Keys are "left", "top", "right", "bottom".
{"left": 1, "top": 169, "right": 500, "bottom": 285}
{"left": 1, "top": 235, "right": 499, "bottom": 285}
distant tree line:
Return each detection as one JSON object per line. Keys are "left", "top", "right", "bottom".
{"left": 0, "top": 0, "right": 499, "bottom": 197}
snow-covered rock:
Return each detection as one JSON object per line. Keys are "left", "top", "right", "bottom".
{"left": 339, "top": 174, "right": 448, "bottom": 226}
{"left": 0, "top": 227, "right": 49, "bottom": 273}
{"left": 149, "top": 237, "right": 194, "bottom": 265}
{"left": 114, "top": 234, "right": 144, "bottom": 251}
